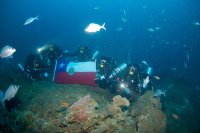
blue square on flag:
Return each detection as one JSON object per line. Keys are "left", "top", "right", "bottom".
{"left": 53, "top": 60, "right": 96, "bottom": 86}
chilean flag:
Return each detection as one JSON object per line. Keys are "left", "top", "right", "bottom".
{"left": 53, "top": 60, "right": 96, "bottom": 86}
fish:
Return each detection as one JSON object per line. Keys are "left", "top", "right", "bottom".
{"left": 147, "top": 28, "right": 154, "bottom": 32}
{"left": 121, "top": 9, "right": 127, "bottom": 23}
{"left": 184, "top": 62, "right": 187, "bottom": 68}
{"left": 155, "top": 26, "right": 161, "bottom": 30}
{"left": 186, "top": 51, "right": 189, "bottom": 62}
{"left": 0, "top": 45, "right": 16, "bottom": 59}
{"left": 154, "top": 76, "right": 160, "bottom": 80}
{"left": 94, "top": 6, "right": 100, "bottom": 10}
{"left": 147, "top": 26, "right": 161, "bottom": 32}
{"left": 122, "top": 9, "right": 126, "bottom": 16}
{"left": 193, "top": 21, "right": 200, "bottom": 26}
{"left": 143, "top": 76, "right": 150, "bottom": 88}
{"left": 24, "top": 15, "right": 39, "bottom": 25}
{"left": 1, "top": 85, "right": 19, "bottom": 107}
{"left": 141, "top": 60, "right": 148, "bottom": 65}
{"left": 171, "top": 67, "right": 177, "bottom": 71}
{"left": 153, "top": 89, "right": 167, "bottom": 97}
{"left": 172, "top": 114, "right": 179, "bottom": 120}
{"left": 121, "top": 17, "right": 127, "bottom": 22}
{"left": 85, "top": 23, "right": 106, "bottom": 33}
{"left": 3, "top": 85, "right": 19, "bottom": 101}
{"left": 116, "top": 27, "right": 123, "bottom": 31}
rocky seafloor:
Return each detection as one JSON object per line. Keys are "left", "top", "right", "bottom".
{"left": 0, "top": 81, "right": 166, "bottom": 133}
{"left": 0, "top": 65, "right": 199, "bottom": 133}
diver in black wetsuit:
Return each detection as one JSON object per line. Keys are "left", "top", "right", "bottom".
{"left": 37, "top": 44, "right": 63, "bottom": 69}
{"left": 96, "top": 56, "right": 116, "bottom": 88}
{"left": 69, "top": 46, "right": 93, "bottom": 62}
{"left": 23, "top": 44, "right": 64, "bottom": 82}
{"left": 24, "top": 54, "right": 47, "bottom": 82}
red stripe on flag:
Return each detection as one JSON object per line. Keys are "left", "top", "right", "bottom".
{"left": 55, "top": 72, "right": 96, "bottom": 86}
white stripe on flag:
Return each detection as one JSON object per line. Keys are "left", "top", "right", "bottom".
{"left": 66, "top": 61, "right": 96, "bottom": 72}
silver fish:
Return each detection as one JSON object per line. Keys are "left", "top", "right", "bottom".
{"left": 1, "top": 85, "right": 19, "bottom": 107}
{"left": 143, "top": 76, "right": 150, "bottom": 88}
{"left": 3, "top": 85, "right": 19, "bottom": 102}
{"left": 85, "top": 23, "right": 106, "bottom": 33}
{"left": 141, "top": 60, "right": 148, "bottom": 65}
{"left": 193, "top": 21, "right": 200, "bottom": 26}
{"left": 154, "top": 89, "right": 166, "bottom": 97}
{"left": 0, "top": 45, "right": 16, "bottom": 59}
{"left": 24, "top": 16, "right": 39, "bottom": 25}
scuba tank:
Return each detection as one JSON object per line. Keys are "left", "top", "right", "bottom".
{"left": 18, "top": 63, "right": 24, "bottom": 72}
{"left": 109, "top": 63, "right": 127, "bottom": 79}
{"left": 146, "top": 67, "right": 153, "bottom": 75}
{"left": 92, "top": 51, "right": 99, "bottom": 60}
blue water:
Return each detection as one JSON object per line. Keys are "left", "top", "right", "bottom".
{"left": 1, "top": 0, "right": 200, "bottom": 83}
{"left": 1, "top": 0, "right": 200, "bottom": 132}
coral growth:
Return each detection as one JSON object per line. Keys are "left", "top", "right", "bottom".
{"left": 65, "top": 95, "right": 134, "bottom": 132}
{"left": 66, "top": 95, "right": 98, "bottom": 123}
{"left": 108, "top": 95, "right": 130, "bottom": 120}
{"left": 130, "top": 91, "right": 166, "bottom": 133}
{"left": 15, "top": 111, "right": 36, "bottom": 129}
{"left": 113, "top": 95, "right": 130, "bottom": 107}
{"left": 65, "top": 92, "right": 166, "bottom": 133}
{"left": 15, "top": 111, "right": 53, "bottom": 132}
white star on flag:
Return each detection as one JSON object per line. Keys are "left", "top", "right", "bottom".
{"left": 59, "top": 62, "right": 65, "bottom": 68}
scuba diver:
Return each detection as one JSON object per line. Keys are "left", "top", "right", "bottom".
{"left": 23, "top": 44, "right": 64, "bottom": 82}
{"left": 108, "top": 63, "right": 142, "bottom": 100}
{"left": 62, "top": 45, "right": 99, "bottom": 62}
{"left": 124, "top": 64, "right": 141, "bottom": 90}
{"left": 69, "top": 46, "right": 93, "bottom": 62}
{"left": 37, "top": 44, "right": 63, "bottom": 70}
{"left": 96, "top": 56, "right": 117, "bottom": 88}
{"left": 23, "top": 54, "right": 47, "bottom": 82}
